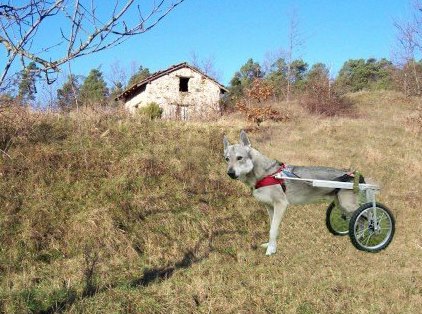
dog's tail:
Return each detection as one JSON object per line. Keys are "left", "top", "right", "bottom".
{"left": 335, "top": 171, "right": 365, "bottom": 184}
{"left": 332, "top": 171, "right": 365, "bottom": 195}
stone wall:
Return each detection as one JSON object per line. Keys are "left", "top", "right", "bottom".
{"left": 124, "top": 67, "right": 223, "bottom": 120}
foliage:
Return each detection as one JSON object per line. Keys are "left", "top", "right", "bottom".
{"left": 236, "top": 101, "right": 289, "bottom": 125}
{"left": 300, "top": 66, "right": 355, "bottom": 117}
{"left": 79, "top": 69, "right": 109, "bottom": 106}
{"left": 17, "top": 62, "right": 40, "bottom": 105}
{"left": 139, "top": 102, "right": 163, "bottom": 120}
{"left": 236, "top": 79, "right": 289, "bottom": 125}
{"left": 228, "top": 58, "right": 263, "bottom": 101}
{"left": 246, "top": 78, "right": 274, "bottom": 102}
{"left": 289, "top": 59, "right": 308, "bottom": 86}
{"left": 109, "top": 82, "right": 125, "bottom": 106}
{"left": 265, "top": 58, "right": 288, "bottom": 99}
{"left": 336, "top": 58, "right": 394, "bottom": 93}
{"left": 127, "top": 65, "right": 151, "bottom": 87}
{"left": 307, "top": 62, "right": 330, "bottom": 83}
{"left": 264, "top": 58, "right": 308, "bottom": 100}
{"left": 57, "top": 74, "right": 80, "bottom": 112}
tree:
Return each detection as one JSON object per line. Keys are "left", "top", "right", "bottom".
{"left": 289, "top": 59, "right": 308, "bottom": 91}
{"left": 307, "top": 63, "right": 330, "bottom": 83}
{"left": 239, "top": 58, "right": 263, "bottom": 82}
{"left": 265, "top": 57, "right": 288, "bottom": 99}
{"left": 127, "top": 66, "right": 151, "bottom": 87}
{"left": 0, "top": 0, "right": 185, "bottom": 91}
{"left": 228, "top": 73, "right": 243, "bottom": 101}
{"left": 227, "top": 58, "right": 263, "bottom": 103}
{"left": 284, "top": 10, "right": 305, "bottom": 101}
{"left": 393, "top": 1, "right": 422, "bottom": 95}
{"left": 79, "top": 69, "right": 109, "bottom": 107}
{"left": 57, "top": 74, "right": 80, "bottom": 111}
{"left": 17, "top": 62, "right": 40, "bottom": 104}
{"left": 393, "top": 59, "right": 422, "bottom": 96}
{"left": 306, "top": 63, "right": 330, "bottom": 95}
{"left": 109, "top": 81, "right": 124, "bottom": 106}
{"left": 335, "top": 58, "right": 394, "bottom": 93}
{"left": 301, "top": 62, "right": 353, "bottom": 117}
{"left": 264, "top": 58, "right": 307, "bottom": 98}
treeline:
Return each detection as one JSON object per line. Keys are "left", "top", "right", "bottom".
{"left": 1, "top": 64, "right": 152, "bottom": 111}
{"left": 226, "top": 57, "right": 422, "bottom": 105}
{"left": 2, "top": 57, "right": 422, "bottom": 112}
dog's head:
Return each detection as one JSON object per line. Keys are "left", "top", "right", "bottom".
{"left": 223, "top": 130, "right": 254, "bottom": 180}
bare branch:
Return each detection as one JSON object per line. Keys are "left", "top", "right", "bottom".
{"left": 0, "top": 0, "right": 185, "bottom": 90}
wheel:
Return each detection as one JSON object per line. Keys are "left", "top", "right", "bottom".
{"left": 349, "top": 202, "right": 395, "bottom": 252}
{"left": 326, "top": 201, "right": 349, "bottom": 236}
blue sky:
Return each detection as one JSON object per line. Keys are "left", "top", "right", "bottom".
{"left": 2, "top": 0, "right": 413, "bottom": 87}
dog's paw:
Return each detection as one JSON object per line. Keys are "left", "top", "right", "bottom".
{"left": 260, "top": 242, "right": 269, "bottom": 248}
{"left": 265, "top": 243, "right": 277, "bottom": 256}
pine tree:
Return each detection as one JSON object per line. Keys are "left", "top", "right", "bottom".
{"left": 265, "top": 58, "right": 288, "bottom": 99}
{"left": 127, "top": 66, "right": 150, "bottom": 86}
{"left": 79, "top": 69, "right": 109, "bottom": 107}
{"left": 57, "top": 75, "right": 80, "bottom": 111}
{"left": 17, "top": 62, "right": 40, "bottom": 105}
{"left": 335, "top": 58, "right": 394, "bottom": 93}
{"left": 228, "top": 58, "right": 263, "bottom": 100}
{"left": 109, "top": 82, "right": 124, "bottom": 107}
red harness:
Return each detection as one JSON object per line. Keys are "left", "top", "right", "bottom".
{"left": 255, "top": 164, "right": 287, "bottom": 192}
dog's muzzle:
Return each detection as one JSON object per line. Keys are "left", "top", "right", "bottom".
{"left": 227, "top": 169, "right": 238, "bottom": 179}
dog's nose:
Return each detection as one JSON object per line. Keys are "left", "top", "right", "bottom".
{"left": 227, "top": 169, "right": 238, "bottom": 179}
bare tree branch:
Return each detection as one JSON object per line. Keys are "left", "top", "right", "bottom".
{"left": 0, "top": 0, "right": 185, "bottom": 91}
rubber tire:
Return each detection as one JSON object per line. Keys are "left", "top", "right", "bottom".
{"left": 349, "top": 202, "right": 395, "bottom": 252}
{"left": 326, "top": 201, "right": 349, "bottom": 236}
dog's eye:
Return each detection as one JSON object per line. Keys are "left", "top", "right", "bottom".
{"left": 237, "top": 156, "right": 243, "bottom": 161}
{"left": 225, "top": 157, "right": 229, "bottom": 162}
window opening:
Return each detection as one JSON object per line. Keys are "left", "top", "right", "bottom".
{"left": 179, "top": 77, "right": 189, "bottom": 92}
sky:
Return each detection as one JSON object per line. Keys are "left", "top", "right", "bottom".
{"left": 1, "top": 0, "right": 414, "bottom": 88}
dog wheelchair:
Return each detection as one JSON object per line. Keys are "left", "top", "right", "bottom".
{"left": 275, "top": 172, "right": 395, "bottom": 252}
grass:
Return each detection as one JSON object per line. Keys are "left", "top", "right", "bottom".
{"left": 0, "top": 91, "right": 421, "bottom": 313}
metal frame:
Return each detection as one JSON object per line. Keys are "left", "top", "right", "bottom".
{"left": 274, "top": 172, "right": 380, "bottom": 208}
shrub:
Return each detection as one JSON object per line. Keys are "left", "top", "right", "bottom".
{"left": 300, "top": 82, "right": 355, "bottom": 117}
{"left": 139, "top": 102, "right": 163, "bottom": 120}
{"left": 236, "top": 100, "right": 289, "bottom": 125}
{"left": 234, "top": 79, "right": 290, "bottom": 125}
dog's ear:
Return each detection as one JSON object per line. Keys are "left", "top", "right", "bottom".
{"left": 240, "top": 130, "right": 251, "bottom": 147}
{"left": 223, "top": 135, "right": 230, "bottom": 153}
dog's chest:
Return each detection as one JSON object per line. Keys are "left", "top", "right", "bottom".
{"left": 253, "top": 187, "right": 278, "bottom": 205}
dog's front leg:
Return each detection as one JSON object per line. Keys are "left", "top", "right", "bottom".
{"left": 261, "top": 206, "right": 274, "bottom": 249}
{"left": 266, "top": 200, "right": 288, "bottom": 256}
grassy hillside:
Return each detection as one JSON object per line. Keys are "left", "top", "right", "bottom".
{"left": 0, "top": 91, "right": 421, "bottom": 313}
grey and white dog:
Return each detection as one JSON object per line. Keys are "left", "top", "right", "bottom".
{"left": 223, "top": 130, "right": 360, "bottom": 255}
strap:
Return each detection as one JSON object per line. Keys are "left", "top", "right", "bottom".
{"left": 255, "top": 164, "right": 286, "bottom": 191}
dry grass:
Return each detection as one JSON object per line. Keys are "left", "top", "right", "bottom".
{"left": 0, "top": 91, "right": 421, "bottom": 313}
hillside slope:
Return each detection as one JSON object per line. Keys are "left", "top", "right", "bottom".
{"left": 1, "top": 91, "right": 421, "bottom": 313}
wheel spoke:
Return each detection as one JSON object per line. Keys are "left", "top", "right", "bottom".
{"left": 356, "top": 226, "right": 369, "bottom": 239}
{"left": 375, "top": 214, "right": 387, "bottom": 223}
{"left": 365, "top": 232, "right": 374, "bottom": 246}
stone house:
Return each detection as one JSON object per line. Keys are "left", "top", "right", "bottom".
{"left": 116, "top": 62, "right": 228, "bottom": 120}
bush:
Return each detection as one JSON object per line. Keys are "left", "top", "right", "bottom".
{"left": 300, "top": 82, "right": 356, "bottom": 117}
{"left": 234, "top": 79, "right": 290, "bottom": 125}
{"left": 139, "top": 102, "right": 163, "bottom": 120}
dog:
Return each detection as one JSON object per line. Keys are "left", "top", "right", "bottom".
{"left": 223, "top": 130, "right": 361, "bottom": 255}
